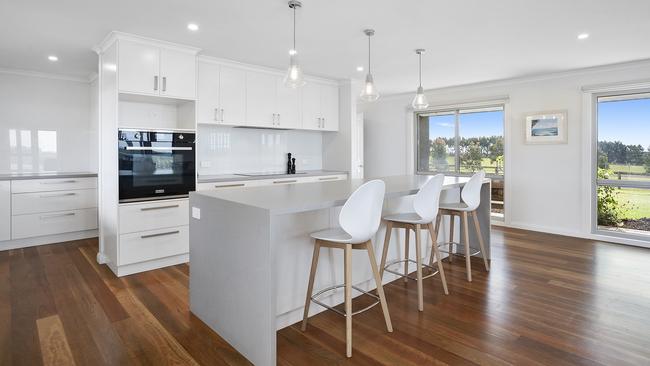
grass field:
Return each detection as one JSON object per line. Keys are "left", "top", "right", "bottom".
{"left": 617, "top": 188, "right": 650, "bottom": 220}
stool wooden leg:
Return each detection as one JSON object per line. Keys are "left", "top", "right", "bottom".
{"left": 344, "top": 244, "right": 352, "bottom": 358}
{"left": 472, "top": 211, "right": 490, "bottom": 271}
{"left": 365, "top": 241, "right": 393, "bottom": 333}
{"left": 403, "top": 228, "right": 410, "bottom": 283}
{"left": 302, "top": 241, "right": 321, "bottom": 331}
{"left": 414, "top": 224, "right": 424, "bottom": 311}
{"left": 428, "top": 223, "right": 449, "bottom": 295}
{"left": 462, "top": 212, "right": 472, "bottom": 282}
{"left": 429, "top": 214, "right": 442, "bottom": 268}
{"left": 379, "top": 221, "right": 393, "bottom": 278}
{"left": 449, "top": 214, "right": 455, "bottom": 263}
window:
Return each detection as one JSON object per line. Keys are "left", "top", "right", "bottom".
{"left": 416, "top": 105, "right": 505, "bottom": 219}
{"left": 596, "top": 92, "right": 650, "bottom": 236}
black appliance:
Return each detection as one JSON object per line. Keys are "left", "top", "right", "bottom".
{"left": 118, "top": 129, "right": 196, "bottom": 202}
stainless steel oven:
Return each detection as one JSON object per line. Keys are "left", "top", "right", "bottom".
{"left": 118, "top": 129, "right": 195, "bottom": 202}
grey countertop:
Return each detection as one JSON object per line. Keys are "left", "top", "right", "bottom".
{"left": 0, "top": 171, "right": 98, "bottom": 181}
{"left": 197, "top": 170, "right": 347, "bottom": 183}
{"left": 192, "top": 174, "right": 489, "bottom": 215}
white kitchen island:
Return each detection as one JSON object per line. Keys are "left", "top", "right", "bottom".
{"left": 189, "top": 175, "right": 491, "bottom": 365}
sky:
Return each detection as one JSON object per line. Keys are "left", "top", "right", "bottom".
{"left": 428, "top": 110, "right": 504, "bottom": 139}
{"left": 598, "top": 98, "right": 650, "bottom": 147}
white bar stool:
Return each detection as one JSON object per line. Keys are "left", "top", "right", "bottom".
{"left": 436, "top": 171, "right": 490, "bottom": 282}
{"left": 301, "top": 180, "right": 392, "bottom": 358}
{"left": 379, "top": 174, "right": 449, "bottom": 312}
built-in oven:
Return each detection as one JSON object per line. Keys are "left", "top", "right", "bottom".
{"left": 118, "top": 129, "right": 196, "bottom": 202}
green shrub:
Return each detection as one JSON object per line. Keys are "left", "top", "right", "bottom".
{"left": 597, "top": 168, "right": 626, "bottom": 226}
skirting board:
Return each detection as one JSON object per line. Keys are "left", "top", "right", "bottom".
{"left": 0, "top": 230, "right": 98, "bottom": 251}
{"left": 106, "top": 253, "right": 189, "bottom": 277}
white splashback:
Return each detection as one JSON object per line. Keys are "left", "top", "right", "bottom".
{"left": 197, "top": 125, "right": 323, "bottom": 175}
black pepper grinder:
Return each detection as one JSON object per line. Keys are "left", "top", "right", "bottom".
{"left": 291, "top": 158, "right": 296, "bottom": 174}
{"left": 287, "top": 153, "right": 292, "bottom": 174}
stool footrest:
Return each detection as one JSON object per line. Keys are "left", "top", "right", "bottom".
{"left": 383, "top": 259, "right": 440, "bottom": 281}
{"left": 436, "top": 242, "right": 481, "bottom": 257}
{"left": 310, "top": 284, "right": 380, "bottom": 317}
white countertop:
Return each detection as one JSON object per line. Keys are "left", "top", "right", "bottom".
{"left": 192, "top": 174, "right": 488, "bottom": 215}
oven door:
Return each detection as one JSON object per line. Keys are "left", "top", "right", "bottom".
{"left": 119, "top": 138, "right": 195, "bottom": 202}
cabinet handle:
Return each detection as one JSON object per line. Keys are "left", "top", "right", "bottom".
{"left": 322, "top": 117, "right": 325, "bottom": 129}
{"left": 40, "top": 180, "right": 77, "bottom": 184}
{"left": 277, "top": 113, "right": 280, "bottom": 126}
{"left": 40, "top": 212, "right": 75, "bottom": 220}
{"left": 214, "top": 108, "right": 219, "bottom": 121}
{"left": 154, "top": 76, "right": 158, "bottom": 91}
{"left": 273, "top": 180, "right": 297, "bottom": 184}
{"left": 162, "top": 77, "right": 167, "bottom": 92}
{"left": 215, "top": 183, "right": 245, "bottom": 188}
{"left": 221, "top": 109, "right": 225, "bottom": 122}
{"left": 39, "top": 192, "right": 77, "bottom": 198}
{"left": 140, "top": 204, "right": 180, "bottom": 211}
{"left": 318, "top": 177, "right": 338, "bottom": 181}
{"left": 141, "top": 230, "right": 180, "bottom": 239}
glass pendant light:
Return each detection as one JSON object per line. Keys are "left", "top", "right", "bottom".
{"left": 283, "top": 0, "right": 306, "bottom": 88}
{"left": 412, "top": 49, "right": 429, "bottom": 110}
{"left": 359, "top": 29, "right": 379, "bottom": 102}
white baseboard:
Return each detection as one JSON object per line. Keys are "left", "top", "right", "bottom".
{"left": 106, "top": 253, "right": 189, "bottom": 277}
{"left": 0, "top": 230, "right": 98, "bottom": 251}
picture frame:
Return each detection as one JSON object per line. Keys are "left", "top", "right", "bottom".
{"left": 524, "top": 111, "right": 567, "bottom": 144}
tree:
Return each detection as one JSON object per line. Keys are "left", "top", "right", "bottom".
{"left": 462, "top": 142, "right": 483, "bottom": 172}
{"left": 597, "top": 148, "right": 609, "bottom": 169}
{"left": 430, "top": 138, "right": 449, "bottom": 171}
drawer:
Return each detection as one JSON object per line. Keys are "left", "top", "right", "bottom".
{"left": 12, "top": 208, "right": 98, "bottom": 240}
{"left": 119, "top": 226, "right": 188, "bottom": 266}
{"left": 12, "top": 189, "right": 97, "bottom": 215}
{"left": 119, "top": 199, "right": 188, "bottom": 234}
{"left": 196, "top": 180, "right": 266, "bottom": 191}
{"left": 310, "top": 174, "right": 347, "bottom": 183}
{"left": 11, "top": 177, "right": 97, "bottom": 193}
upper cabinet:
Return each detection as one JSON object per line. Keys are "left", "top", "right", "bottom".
{"left": 245, "top": 71, "right": 300, "bottom": 129}
{"left": 301, "top": 82, "right": 339, "bottom": 131}
{"left": 197, "top": 62, "right": 246, "bottom": 126}
{"left": 117, "top": 39, "right": 198, "bottom": 100}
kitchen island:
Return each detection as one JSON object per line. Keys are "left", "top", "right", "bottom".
{"left": 189, "top": 175, "right": 491, "bottom": 366}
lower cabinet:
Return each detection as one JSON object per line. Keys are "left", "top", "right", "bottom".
{"left": 195, "top": 174, "right": 347, "bottom": 192}
{"left": 12, "top": 208, "right": 97, "bottom": 240}
{"left": 0, "top": 181, "right": 10, "bottom": 242}
{"left": 119, "top": 226, "right": 189, "bottom": 266}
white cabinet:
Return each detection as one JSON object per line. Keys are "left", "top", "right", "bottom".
{"left": 301, "top": 82, "right": 339, "bottom": 131}
{"left": 118, "top": 39, "right": 197, "bottom": 100}
{"left": 275, "top": 78, "right": 300, "bottom": 129}
{"left": 0, "top": 181, "right": 9, "bottom": 241}
{"left": 246, "top": 71, "right": 277, "bottom": 127}
{"left": 119, "top": 199, "right": 189, "bottom": 234}
{"left": 196, "top": 173, "right": 348, "bottom": 191}
{"left": 12, "top": 209, "right": 98, "bottom": 240}
{"left": 197, "top": 61, "right": 221, "bottom": 124}
{"left": 197, "top": 63, "right": 247, "bottom": 126}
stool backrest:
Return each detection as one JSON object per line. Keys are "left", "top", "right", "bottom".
{"left": 339, "top": 179, "right": 386, "bottom": 243}
{"left": 462, "top": 171, "right": 485, "bottom": 211}
{"left": 413, "top": 174, "right": 445, "bottom": 222}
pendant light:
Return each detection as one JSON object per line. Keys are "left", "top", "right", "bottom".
{"left": 411, "top": 49, "right": 429, "bottom": 110}
{"left": 359, "top": 29, "right": 379, "bottom": 102}
{"left": 283, "top": 0, "right": 306, "bottom": 88}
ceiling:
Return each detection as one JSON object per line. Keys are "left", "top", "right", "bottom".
{"left": 2, "top": 0, "right": 650, "bottom": 94}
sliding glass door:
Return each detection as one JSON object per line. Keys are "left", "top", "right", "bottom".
{"left": 596, "top": 92, "right": 650, "bottom": 237}
{"left": 416, "top": 105, "right": 505, "bottom": 219}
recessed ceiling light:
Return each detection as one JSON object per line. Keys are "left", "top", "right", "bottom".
{"left": 187, "top": 23, "right": 199, "bottom": 31}
{"left": 577, "top": 33, "right": 589, "bottom": 40}
{"left": 356, "top": 66, "right": 364, "bottom": 72}
{"left": 48, "top": 55, "right": 58, "bottom": 62}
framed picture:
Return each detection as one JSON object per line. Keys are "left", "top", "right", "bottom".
{"left": 525, "top": 111, "right": 567, "bottom": 144}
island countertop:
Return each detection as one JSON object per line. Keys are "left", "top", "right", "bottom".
{"left": 192, "top": 174, "right": 487, "bottom": 215}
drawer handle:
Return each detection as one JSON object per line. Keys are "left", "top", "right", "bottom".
{"left": 39, "top": 193, "right": 77, "bottom": 198}
{"left": 318, "top": 177, "right": 338, "bottom": 181}
{"left": 141, "top": 230, "right": 180, "bottom": 239}
{"left": 273, "top": 180, "right": 297, "bottom": 184}
{"left": 40, "top": 212, "right": 75, "bottom": 219}
{"left": 40, "top": 180, "right": 77, "bottom": 184}
{"left": 215, "top": 183, "right": 245, "bottom": 188}
{"left": 140, "top": 204, "right": 180, "bottom": 211}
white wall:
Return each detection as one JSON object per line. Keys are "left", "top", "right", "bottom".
{"left": 196, "top": 125, "right": 323, "bottom": 175}
{"left": 0, "top": 71, "right": 95, "bottom": 173}
{"left": 361, "top": 60, "right": 650, "bottom": 241}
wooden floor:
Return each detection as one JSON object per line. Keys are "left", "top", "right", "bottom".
{"left": 2, "top": 227, "right": 650, "bottom": 365}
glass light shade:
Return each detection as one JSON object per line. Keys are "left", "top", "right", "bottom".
{"left": 360, "top": 73, "right": 380, "bottom": 102}
{"left": 411, "top": 86, "right": 429, "bottom": 110}
{"left": 283, "top": 52, "right": 306, "bottom": 88}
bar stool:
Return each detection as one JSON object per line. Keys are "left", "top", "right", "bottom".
{"left": 301, "top": 180, "right": 392, "bottom": 358}
{"left": 435, "top": 171, "right": 490, "bottom": 282}
{"left": 379, "top": 174, "right": 449, "bottom": 312}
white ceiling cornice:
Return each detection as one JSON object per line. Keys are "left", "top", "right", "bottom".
{"left": 0, "top": 67, "right": 92, "bottom": 83}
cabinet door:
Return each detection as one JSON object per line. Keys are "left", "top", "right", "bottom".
{"left": 276, "top": 78, "right": 300, "bottom": 129}
{"left": 0, "top": 181, "right": 9, "bottom": 241}
{"left": 320, "top": 84, "right": 339, "bottom": 131}
{"left": 160, "top": 48, "right": 197, "bottom": 99}
{"left": 118, "top": 41, "right": 160, "bottom": 96}
{"left": 219, "top": 66, "right": 247, "bottom": 125}
{"left": 197, "top": 61, "right": 221, "bottom": 124}
{"left": 246, "top": 71, "right": 277, "bottom": 128}
{"left": 301, "top": 82, "right": 322, "bottom": 130}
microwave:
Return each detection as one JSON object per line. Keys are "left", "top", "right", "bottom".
{"left": 118, "top": 129, "right": 196, "bottom": 202}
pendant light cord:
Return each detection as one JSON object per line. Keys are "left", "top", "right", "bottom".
{"left": 418, "top": 52, "right": 422, "bottom": 87}
{"left": 293, "top": 6, "right": 296, "bottom": 51}
{"left": 367, "top": 35, "right": 371, "bottom": 73}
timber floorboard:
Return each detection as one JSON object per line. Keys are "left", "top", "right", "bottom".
{"left": 1, "top": 227, "right": 650, "bottom": 365}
